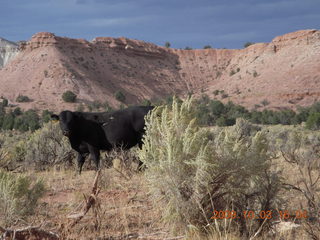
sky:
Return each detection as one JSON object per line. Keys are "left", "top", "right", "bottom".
{"left": 0, "top": 0, "right": 319, "bottom": 49}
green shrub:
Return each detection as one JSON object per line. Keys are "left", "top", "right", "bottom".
{"left": 0, "top": 104, "right": 5, "bottom": 116}
{"left": 24, "top": 121, "right": 72, "bottom": 169}
{"left": 221, "top": 93, "right": 228, "bottom": 98}
{"left": 306, "top": 112, "right": 320, "bottom": 130}
{"left": 44, "top": 69, "right": 49, "bottom": 77}
{"left": 87, "top": 100, "right": 103, "bottom": 111}
{"left": 114, "top": 90, "right": 126, "bottom": 102}
{"left": 1, "top": 121, "right": 73, "bottom": 170}
{"left": 76, "top": 104, "right": 85, "bottom": 112}
{"left": 2, "top": 112, "right": 14, "bottom": 130}
{"left": 0, "top": 169, "right": 45, "bottom": 226}
{"left": 216, "top": 116, "right": 227, "bottom": 126}
{"left": 271, "top": 128, "right": 320, "bottom": 239}
{"left": 212, "top": 90, "right": 220, "bottom": 96}
{"left": 141, "top": 99, "right": 152, "bottom": 106}
{"left": 0, "top": 131, "right": 28, "bottom": 170}
{"left": 13, "top": 107, "right": 22, "bottom": 116}
{"left": 244, "top": 42, "right": 255, "bottom": 48}
{"left": 261, "top": 99, "right": 270, "bottom": 106}
{"left": 41, "top": 109, "right": 54, "bottom": 124}
{"left": 103, "top": 101, "right": 113, "bottom": 112}
{"left": 62, "top": 90, "right": 77, "bottom": 103}
{"left": 2, "top": 98, "right": 8, "bottom": 107}
{"left": 209, "top": 100, "right": 225, "bottom": 115}
{"left": 13, "top": 109, "right": 40, "bottom": 132}
{"left": 230, "top": 69, "right": 236, "bottom": 76}
{"left": 139, "top": 98, "right": 281, "bottom": 235}
{"left": 16, "top": 95, "right": 30, "bottom": 102}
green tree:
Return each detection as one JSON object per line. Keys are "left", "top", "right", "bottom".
{"left": 114, "top": 90, "right": 126, "bottom": 102}
{"left": 22, "top": 110, "right": 40, "bottom": 131}
{"left": 102, "top": 101, "right": 113, "bottom": 112}
{"left": 141, "top": 99, "right": 152, "bottom": 106}
{"left": 0, "top": 103, "right": 4, "bottom": 115}
{"left": 306, "top": 112, "right": 320, "bottom": 130}
{"left": 13, "top": 117, "right": 26, "bottom": 131}
{"left": 2, "top": 112, "right": 14, "bottom": 130}
{"left": 16, "top": 95, "right": 30, "bottom": 102}
{"left": 213, "top": 90, "right": 220, "bottom": 96}
{"left": 203, "top": 45, "right": 212, "bottom": 49}
{"left": 164, "top": 42, "right": 171, "bottom": 48}
{"left": 294, "top": 106, "right": 309, "bottom": 123}
{"left": 195, "top": 103, "right": 212, "bottom": 125}
{"left": 13, "top": 107, "right": 22, "bottom": 116}
{"left": 2, "top": 98, "right": 8, "bottom": 107}
{"left": 62, "top": 90, "right": 77, "bottom": 103}
{"left": 230, "top": 69, "right": 236, "bottom": 76}
{"left": 209, "top": 100, "right": 225, "bottom": 116}
{"left": 76, "top": 104, "right": 85, "bottom": 112}
{"left": 244, "top": 42, "right": 255, "bottom": 48}
{"left": 41, "top": 110, "right": 53, "bottom": 124}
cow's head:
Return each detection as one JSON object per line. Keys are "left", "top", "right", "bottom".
{"left": 51, "top": 111, "right": 76, "bottom": 137}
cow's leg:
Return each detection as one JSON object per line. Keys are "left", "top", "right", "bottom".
{"left": 88, "top": 145, "right": 100, "bottom": 171}
{"left": 137, "top": 136, "right": 145, "bottom": 170}
{"left": 77, "top": 152, "right": 86, "bottom": 175}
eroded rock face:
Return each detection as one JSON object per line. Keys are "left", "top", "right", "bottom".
{"left": 0, "top": 30, "right": 319, "bottom": 111}
{"left": 209, "top": 29, "right": 320, "bottom": 110}
{"left": 0, "top": 37, "right": 19, "bottom": 68}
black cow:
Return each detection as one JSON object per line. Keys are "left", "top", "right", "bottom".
{"left": 51, "top": 106, "right": 153, "bottom": 174}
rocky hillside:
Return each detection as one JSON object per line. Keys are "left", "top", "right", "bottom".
{"left": 0, "top": 37, "right": 19, "bottom": 68}
{"left": 0, "top": 30, "right": 319, "bottom": 111}
{"left": 207, "top": 30, "right": 320, "bottom": 110}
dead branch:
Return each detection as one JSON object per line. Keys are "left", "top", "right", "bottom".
{"left": 0, "top": 225, "right": 59, "bottom": 240}
{"left": 114, "top": 167, "right": 131, "bottom": 180}
{"left": 96, "top": 232, "right": 185, "bottom": 240}
{"left": 67, "top": 169, "right": 101, "bottom": 228}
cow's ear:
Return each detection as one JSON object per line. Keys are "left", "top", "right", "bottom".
{"left": 51, "top": 114, "right": 60, "bottom": 121}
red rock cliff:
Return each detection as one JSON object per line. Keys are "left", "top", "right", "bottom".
{"left": 0, "top": 30, "right": 319, "bottom": 111}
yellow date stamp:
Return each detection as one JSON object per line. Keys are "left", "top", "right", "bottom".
{"left": 211, "top": 210, "right": 308, "bottom": 220}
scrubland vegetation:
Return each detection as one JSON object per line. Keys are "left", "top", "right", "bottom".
{"left": 0, "top": 97, "right": 319, "bottom": 239}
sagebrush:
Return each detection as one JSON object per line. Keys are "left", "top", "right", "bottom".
{"left": 0, "top": 169, "right": 45, "bottom": 226}
{"left": 139, "top": 97, "right": 283, "bottom": 237}
{"left": 0, "top": 122, "right": 72, "bottom": 170}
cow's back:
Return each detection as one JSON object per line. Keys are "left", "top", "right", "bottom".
{"left": 103, "top": 106, "right": 153, "bottom": 148}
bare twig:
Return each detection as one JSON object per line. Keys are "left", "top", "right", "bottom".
{"left": 0, "top": 225, "right": 59, "bottom": 240}
{"left": 114, "top": 166, "right": 131, "bottom": 180}
{"left": 67, "top": 169, "right": 101, "bottom": 227}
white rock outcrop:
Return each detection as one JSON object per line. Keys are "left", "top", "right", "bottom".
{"left": 0, "top": 37, "right": 19, "bottom": 68}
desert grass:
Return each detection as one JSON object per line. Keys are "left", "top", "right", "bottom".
{"left": 22, "top": 167, "right": 172, "bottom": 239}
{"left": 0, "top": 157, "right": 316, "bottom": 240}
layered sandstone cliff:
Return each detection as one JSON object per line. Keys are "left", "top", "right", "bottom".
{"left": 0, "top": 30, "right": 319, "bottom": 111}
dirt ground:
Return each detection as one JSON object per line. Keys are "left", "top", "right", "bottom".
{"left": 27, "top": 167, "right": 176, "bottom": 240}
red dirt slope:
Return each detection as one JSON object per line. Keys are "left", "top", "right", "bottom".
{"left": 0, "top": 30, "right": 319, "bottom": 111}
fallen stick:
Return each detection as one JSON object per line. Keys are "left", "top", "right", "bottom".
{"left": 0, "top": 225, "right": 59, "bottom": 240}
{"left": 67, "top": 169, "right": 101, "bottom": 227}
